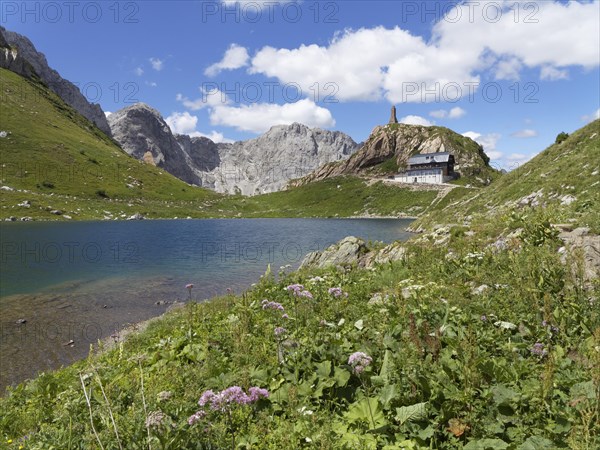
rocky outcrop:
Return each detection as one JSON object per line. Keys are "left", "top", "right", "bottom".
{"left": 557, "top": 227, "right": 600, "bottom": 285}
{"left": 109, "top": 104, "right": 359, "bottom": 194}
{"left": 107, "top": 103, "right": 200, "bottom": 185}
{"left": 293, "top": 123, "right": 492, "bottom": 186}
{"left": 300, "top": 236, "right": 407, "bottom": 270}
{"left": 180, "top": 123, "right": 359, "bottom": 195}
{"left": 0, "top": 27, "right": 111, "bottom": 136}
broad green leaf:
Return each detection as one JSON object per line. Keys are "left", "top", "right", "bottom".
{"left": 378, "top": 384, "right": 397, "bottom": 407}
{"left": 395, "top": 402, "right": 427, "bottom": 425}
{"left": 463, "top": 438, "right": 509, "bottom": 450}
{"left": 491, "top": 384, "right": 519, "bottom": 405}
{"left": 518, "top": 436, "right": 555, "bottom": 450}
{"left": 345, "top": 397, "right": 387, "bottom": 429}
{"left": 315, "top": 360, "right": 332, "bottom": 378}
{"left": 333, "top": 367, "right": 350, "bottom": 387}
{"left": 379, "top": 350, "right": 393, "bottom": 384}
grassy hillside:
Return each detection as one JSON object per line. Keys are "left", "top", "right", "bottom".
{"left": 0, "top": 68, "right": 222, "bottom": 219}
{"left": 413, "top": 119, "right": 600, "bottom": 234}
{"left": 211, "top": 176, "right": 440, "bottom": 218}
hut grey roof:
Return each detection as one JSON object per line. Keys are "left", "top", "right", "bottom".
{"left": 408, "top": 152, "right": 452, "bottom": 165}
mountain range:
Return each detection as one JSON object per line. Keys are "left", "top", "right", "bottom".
{"left": 108, "top": 103, "right": 360, "bottom": 195}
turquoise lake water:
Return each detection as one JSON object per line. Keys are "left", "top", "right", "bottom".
{"left": 0, "top": 218, "right": 412, "bottom": 389}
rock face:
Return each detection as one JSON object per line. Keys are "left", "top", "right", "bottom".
{"left": 107, "top": 103, "right": 200, "bottom": 185}
{"left": 0, "top": 27, "right": 111, "bottom": 136}
{"left": 294, "top": 123, "right": 492, "bottom": 186}
{"left": 300, "top": 236, "right": 407, "bottom": 270}
{"left": 558, "top": 227, "right": 600, "bottom": 285}
{"left": 176, "top": 122, "right": 359, "bottom": 195}
{"left": 108, "top": 103, "right": 359, "bottom": 194}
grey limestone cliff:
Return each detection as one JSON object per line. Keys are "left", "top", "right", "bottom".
{"left": 108, "top": 102, "right": 360, "bottom": 195}
{"left": 107, "top": 103, "right": 200, "bottom": 185}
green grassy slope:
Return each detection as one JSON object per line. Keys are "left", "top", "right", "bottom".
{"left": 413, "top": 120, "right": 600, "bottom": 233}
{"left": 0, "top": 68, "right": 221, "bottom": 219}
{"left": 212, "top": 176, "right": 439, "bottom": 218}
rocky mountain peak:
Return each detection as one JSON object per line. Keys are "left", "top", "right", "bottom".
{"left": 108, "top": 105, "right": 360, "bottom": 195}
{"left": 293, "top": 122, "right": 493, "bottom": 186}
{"left": 108, "top": 102, "right": 200, "bottom": 185}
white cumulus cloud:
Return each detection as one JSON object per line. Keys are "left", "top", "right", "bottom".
{"left": 166, "top": 111, "right": 233, "bottom": 143}
{"left": 209, "top": 98, "right": 335, "bottom": 133}
{"left": 399, "top": 115, "right": 434, "bottom": 127}
{"left": 166, "top": 111, "right": 199, "bottom": 135}
{"left": 448, "top": 107, "right": 466, "bottom": 119}
{"left": 134, "top": 67, "right": 144, "bottom": 76}
{"left": 205, "top": 44, "right": 250, "bottom": 77}
{"left": 242, "top": 1, "right": 598, "bottom": 103}
{"left": 462, "top": 131, "right": 502, "bottom": 160}
{"left": 540, "top": 65, "right": 569, "bottom": 81}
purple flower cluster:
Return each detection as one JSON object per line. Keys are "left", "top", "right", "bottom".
{"left": 348, "top": 352, "right": 373, "bottom": 374}
{"left": 189, "top": 386, "right": 269, "bottom": 423}
{"left": 274, "top": 327, "right": 287, "bottom": 337}
{"left": 530, "top": 342, "right": 548, "bottom": 357}
{"left": 187, "top": 409, "right": 206, "bottom": 425}
{"left": 286, "top": 284, "right": 313, "bottom": 299}
{"left": 261, "top": 299, "right": 284, "bottom": 311}
{"left": 328, "top": 287, "right": 347, "bottom": 298}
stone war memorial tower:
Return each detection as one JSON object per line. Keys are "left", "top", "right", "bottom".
{"left": 389, "top": 105, "right": 398, "bottom": 124}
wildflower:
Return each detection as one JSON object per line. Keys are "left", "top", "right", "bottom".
{"left": 220, "top": 386, "right": 251, "bottom": 407}
{"left": 274, "top": 327, "right": 287, "bottom": 337}
{"left": 308, "top": 276, "right": 325, "bottom": 283}
{"left": 530, "top": 342, "right": 548, "bottom": 357}
{"left": 282, "top": 313, "right": 289, "bottom": 319}
{"left": 248, "top": 386, "right": 269, "bottom": 401}
{"left": 348, "top": 351, "right": 373, "bottom": 375}
{"left": 298, "top": 290, "right": 313, "bottom": 299}
{"left": 198, "top": 389, "right": 217, "bottom": 407}
{"left": 286, "top": 284, "right": 304, "bottom": 294}
{"left": 261, "top": 299, "right": 284, "bottom": 311}
{"left": 188, "top": 410, "right": 206, "bottom": 425}
{"left": 481, "top": 315, "right": 487, "bottom": 322}
{"left": 189, "top": 386, "right": 270, "bottom": 425}
{"left": 145, "top": 411, "right": 167, "bottom": 429}
{"left": 328, "top": 287, "right": 347, "bottom": 298}
{"left": 186, "top": 284, "right": 194, "bottom": 290}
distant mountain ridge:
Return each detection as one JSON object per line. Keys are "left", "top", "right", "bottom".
{"left": 0, "top": 26, "right": 111, "bottom": 136}
{"left": 108, "top": 103, "right": 360, "bottom": 195}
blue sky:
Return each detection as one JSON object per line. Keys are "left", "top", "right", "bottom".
{"left": 2, "top": 0, "right": 599, "bottom": 169}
